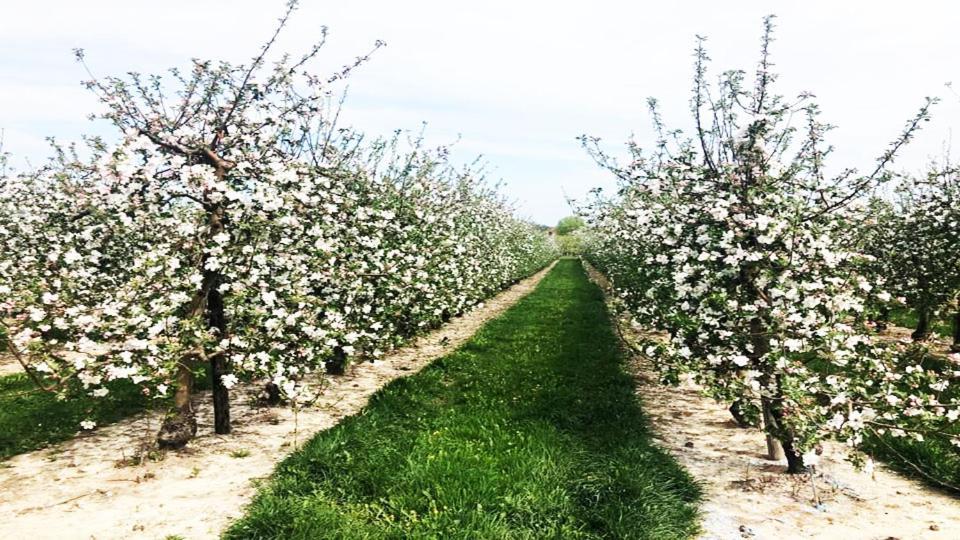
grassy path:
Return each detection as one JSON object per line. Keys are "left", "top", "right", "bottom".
{"left": 227, "top": 259, "right": 700, "bottom": 539}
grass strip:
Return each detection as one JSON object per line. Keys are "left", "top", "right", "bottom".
{"left": 226, "top": 259, "right": 701, "bottom": 539}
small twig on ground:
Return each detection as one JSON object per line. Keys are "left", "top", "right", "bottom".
{"left": 25, "top": 490, "right": 105, "bottom": 512}
{"left": 809, "top": 469, "right": 821, "bottom": 506}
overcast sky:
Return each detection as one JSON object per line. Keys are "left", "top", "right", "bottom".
{"left": 2, "top": 1, "right": 960, "bottom": 225}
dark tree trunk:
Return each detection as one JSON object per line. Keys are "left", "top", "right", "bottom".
{"left": 762, "top": 395, "right": 806, "bottom": 473}
{"left": 153, "top": 144, "right": 237, "bottom": 447}
{"left": 729, "top": 399, "right": 757, "bottom": 428}
{"left": 740, "top": 251, "right": 795, "bottom": 467}
{"left": 263, "top": 382, "right": 282, "bottom": 405}
{"left": 912, "top": 308, "right": 931, "bottom": 341}
{"left": 157, "top": 361, "right": 198, "bottom": 449}
{"left": 875, "top": 305, "right": 891, "bottom": 333}
{"left": 745, "top": 265, "right": 803, "bottom": 473}
{"left": 952, "top": 310, "right": 960, "bottom": 352}
{"left": 325, "top": 346, "right": 348, "bottom": 375}
{"left": 729, "top": 400, "right": 750, "bottom": 427}
{"left": 208, "top": 286, "right": 230, "bottom": 435}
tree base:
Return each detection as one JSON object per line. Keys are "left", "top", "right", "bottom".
{"left": 729, "top": 400, "right": 759, "bottom": 428}
{"left": 325, "top": 346, "right": 348, "bottom": 375}
{"left": 785, "top": 460, "right": 808, "bottom": 474}
{"left": 262, "top": 382, "right": 282, "bottom": 405}
{"left": 157, "top": 411, "right": 198, "bottom": 449}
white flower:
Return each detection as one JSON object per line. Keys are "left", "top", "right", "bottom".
{"left": 221, "top": 374, "right": 239, "bottom": 389}
{"left": 80, "top": 420, "right": 97, "bottom": 431}
{"left": 261, "top": 290, "right": 278, "bottom": 307}
{"left": 783, "top": 338, "right": 803, "bottom": 352}
{"left": 731, "top": 355, "right": 750, "bottom": 367}
{"left": 754, "top": 214, "right": 773, "bottom": 231}
{"left": 63, "top": 249, "right": 82, "bottom": 265}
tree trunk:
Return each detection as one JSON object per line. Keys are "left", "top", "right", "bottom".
{"left": 263, "top": 382, "right": 282, "bottom": 405}
{"left": 153, "top": 146, "right": 237, "bottom": 447}
{"left": 875, "top": 305, "right": 891, "bottom": 333}
{"left": 729, "top": 399, "right": 756, "bottom": 428}
{"left": 750, "top": 307, "right": 804, "bottom": 473}
{"left": 761, "top": 394, "right": 806, "bottom": 473}
{"left": 912, "top": 307, "right": 931, "bottom": 341}
{"left": 741, "top": 254, "right": 804, "bottom": 470}
{"left": 952, "top": 309, "right": 960, "bottom": 352}
{"left": 325, "top": 346, "right": 348, "bottom": 375}
{"left": 762, "top": 406, "right": 785, "bottom": 461}
{"left": 157, "top": 361, "right": 198, "bottom": 449}
{"left": 208, "top": 285, "right": 230, "bottom": 435}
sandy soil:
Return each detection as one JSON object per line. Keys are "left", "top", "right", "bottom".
{"left": 636, "top": 364, "right": 960, "bottom": 540}
{"left": 0, "top": 352, "right": 22, "bottom": 376}
{"left": 877, "top": 325, "right": 956, "bottom": 357}
{"left": 0, "top": 262, "right": 555, "bottom": 540}
{"left": 583, "top": 261, "right": 960, "bottom": 540}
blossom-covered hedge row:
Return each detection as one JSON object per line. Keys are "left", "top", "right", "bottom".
{"left": 861, "top": 169, "right": 960, "bottom": 342}
{"left": 579, "top": 19, "right": 958, "bottom": 474}
{"left": 0, "top": 9, "right": 556, "bottom": 444}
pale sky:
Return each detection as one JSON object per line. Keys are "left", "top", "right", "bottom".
{"left": 2, "top": 1, "right": 960, "bottom": 225}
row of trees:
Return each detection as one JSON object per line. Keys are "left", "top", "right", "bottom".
{"left": 580, "top": 17, "right": 959, "bottom": 473}
{"left": 554, "top": 215, "right": 585, "bottom": 255}
{"left": 0, "top": 3, "right": 557, "bottom": 447}
{"left": 862, "top": 168, "right": 960, "bottom": 344}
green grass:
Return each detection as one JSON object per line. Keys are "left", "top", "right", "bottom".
{"left": 862, "top": 310, "right": 960, "bottom": 492}
{"left": 860, "top": 349, "right": 960, "bottom": 493}
{"left": 0, "top": 374, "right": 151, "bottom": 460}
{"left": 225, "top": 259, "right": 701, "bottom": 539}
{"left": 863, "top": 430, "right": 960, "bottom": 492}
{"left": 887, "top": 308, "right": 953, "bottom": 338}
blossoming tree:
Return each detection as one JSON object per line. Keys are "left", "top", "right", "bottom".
{"left": 0, "top": 3, "right": 556, "bottom": 448}
{"left": 863, "top": 168, "right": 960, "bottom": 342}
{"left": 581, "top": 17, "right": 957, "bottom": 473}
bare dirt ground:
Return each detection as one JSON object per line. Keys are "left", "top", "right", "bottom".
{"left": 583, "top": 261, "right": 960, "bottom": 540}
{"left": 635, "top": 363, "right": 960, "bottom": 540}
{"left": 0, "top": 352, "right": 21, "bottom": 376}
{"left": 0, "top": 262, "right": 555, "bottom": 540}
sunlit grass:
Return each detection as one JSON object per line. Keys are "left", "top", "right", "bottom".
{"left": 226, "top": 259, "right": 701, "bottom": 539}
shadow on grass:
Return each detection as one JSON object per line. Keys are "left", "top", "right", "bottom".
{"left": 0, "top": 375, "right": 151, "bottom": 460}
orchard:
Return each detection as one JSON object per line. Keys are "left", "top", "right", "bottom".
{"left": 2, "top": 4, "right": 960, "bottom": 539}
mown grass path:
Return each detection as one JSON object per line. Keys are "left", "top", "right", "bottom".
{"left": 227, "top": 259, "right": 700, "bottom": 539}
